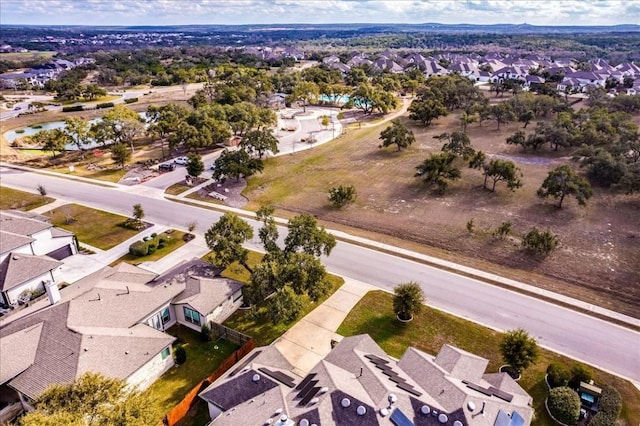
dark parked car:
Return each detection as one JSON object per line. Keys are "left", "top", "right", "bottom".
{"left": 158, "top": 163, "right": 175, "bottom": 172}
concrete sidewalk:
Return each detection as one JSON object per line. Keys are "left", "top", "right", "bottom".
{"left": 273, "top": 278, "right": 376, "bottom": 376}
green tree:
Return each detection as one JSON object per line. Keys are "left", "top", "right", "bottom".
{"left": 288, "top": 81, "right": 319, "bottom": 112}
{"left": 537, "top": 165, "right": 592, "bottom": 208}
{"left": 393, "top": 281, "right": 425, "bottom": 321}
{"left": 174, "top": 344, "right": 187, "bottom": 364}
{"left": 493, "top": 221, "right": 512, "bottom": 239}
{"left": 328, "top": 185, "right": 357, "bottom": 208}
{"left": 506, "top": 130, "right": 527, "bottom": 151}
{"left": 186, "top": 152, "right": 205, "bottom": 177}
{"left": 490, "top": 103, "right": 516, "bottom": 130}
{"left": 349, "top": 83, "right": 398, "bottom": 115}
{"left": 102, "top": 104, "right": 144, "bottom": 153}
{"left": 63, "top": 117, "right": 90, "bottom": 154}
{"left": 460, "top": 111, "right": 477, "bottom": 132}
{"left": 268, "top": 286, "right": 304, "bottom": 324}
{"left": 132, "top": 203, "right": 145, "bottom": 221}
{"left": 204, "top": 212, "right": 254, "bottom": 272}
{"left": 408, "top": 98, "right": 448, "bottom": 126}
{"left": 547, "top": 387, "right": 580, "bottom": 425}
{"left": 284, "top": 213, "right": 336, "bottom": 257}
{"left": 477, "top": 159, "right": 523, "bottom": 192}
{"left": 598, "top": 386, "right": 622, "bottom": 418}
{"left": 415, "top": 152, "right": 462, "bottom": 193}
{"left": 500, "top": 328, "right": 539, "bottom": 374}
{"left": 109, "top": 142, "right": 131, "bottom": 168}
{"left": 547, "top": 362, "right": 572, "bottom": 388}
{"left": 213, "top": 149, "right": 264, "bottom": 182}
{"left": 31, "top": 128, "right": 67, "bottom": 157}
{"left": 240, "top": 129, "right": 280, "bottom": 159}
{"left": 20, "top": 372, "right": 160, "bottom": 426}
{"left": 379, "top": 119, "right": 415, "bottom": 151}
{"left": 518, "top": 110, "right": 535, "bottom": 128}
{"left": 437, "top": 131, "right": 474, "bottom": 160}
{"left": 521, "top": 227, "right": 559, "bottom": 256}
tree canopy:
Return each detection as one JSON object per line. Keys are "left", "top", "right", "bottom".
{"left": 499, "top": 328, "right": 539, "bottom": 374}
{"left": 205, "top": 212, "right": 254, "bottom": 272}
{"left": 379, "top": 119, "right": 415, "bottom": 152}
{"left": 537, "top": 165, "right": 592, "bottom": 208}
{"left": 415, "top": 152, "right": 462, "bottom": 193}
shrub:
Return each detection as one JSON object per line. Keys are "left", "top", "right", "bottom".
{"left": 588, "top": 411, "right": 617, "bottom": 426}
{"left": 522, "top": 227, "right": 559, "bottom": 256}
{"left": 548, "top": 387, "right": 581, "bottom": 425}
{"left": 598, "top": 386, "right": 622, "bottom": 417}
{"left": 494, "top": 221, "right": 512, "bottom": 239}
{"left": 96, "top": 102, "right": 114, "bottom": 109}
{"left": 393, "top": 281, "right": 425, "bottom": 321}
{"left": 15, "top": 129, "right": 25, "bottom": 134}
{"left": 121, "top": 218, "right": 146, "bottom": 230}
{"left": 569, "top": 364, "right": 593, "bottom": 388}
{"left": 146, "top": 239, "right": 158, "bottom": 254}
{"left": 129, "top": 240, "right": 148, "bottom": 257}
{"left": 174, "top": 344, "right": 187, "bottom": 364}
{"left": 200, "top": 324, "right": 211, "bottom": 342}
{"left": 151, "top": 232, "right": 157, "bottom": 238}
{"left": 124, "top": 97, "right": 138, "bottom": 104}
{"left": 328, "top": 184, "right": 357, "bottom": 208}
{"left": 547, "top": 362, "right": 572, "bottom": 388}
{"left": 30, "top": 125, "right": 43, "bottom": 129}
{"left": 466, "top": 218, "right": 475, "bottom": 234}
{"left": 157, "top": 236, "right": 168, "bottom": 249}
{"left": 62, "top": 105, "right": 83, "bottom": 112}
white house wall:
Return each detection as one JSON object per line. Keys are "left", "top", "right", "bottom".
{"left": 174, "top": 304, "right": 202, "bottom": 332}
{"left": 4, "top": 270, "right": 56, "bottom": 304}
{"left": 0, "top": 246, "right": 34, "bottom": 263}
{"left": 126, "top": 345, "right": 174, "bottom": 391}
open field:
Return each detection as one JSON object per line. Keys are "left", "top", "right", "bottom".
{"left": 0, "top": 51, "right": 56, "bottom": 61}
{"left": 0, "top": 186, "right": 53, "bottom": 210}
{"left": 47, "top": 203, "right": 140, "bottom": 250}
{"left": 337, "top": 290, "right": 640, "bottom": 426}
{"left": 242, "top": 104, "right": 640, "bottom": 318}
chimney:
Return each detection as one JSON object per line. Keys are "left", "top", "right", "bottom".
{"left": 44, "top": 280, "right": 61, "bottom": 305}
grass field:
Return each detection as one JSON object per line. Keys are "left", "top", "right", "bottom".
{"left": 47, "top": 203, "right": 140, "bottom": 250}
{"left": 337, "top": 290, "right": 640, "bottom": 426}
{"left": 0, "top": 186, "right": 53, "bottom": 210}
{"left": 241, "top": 104, "right": 640, "bottom": 318}
{"left": 0, "top": 51, "right": 56, "bottom": 61}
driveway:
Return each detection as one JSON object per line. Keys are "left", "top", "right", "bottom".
{"left": 273, "top": 278, "right": 375, "bottom": 376}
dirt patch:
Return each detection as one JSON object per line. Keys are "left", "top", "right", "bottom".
{"left": 197, "top": 178, "right": 248, "bottom": 208}
{"left": 243, "top": 108, "right": 640, "bottom": 318}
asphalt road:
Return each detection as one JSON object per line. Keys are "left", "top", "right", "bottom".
{"left": 1, "top": 167, "right": 638, "bottom": 383}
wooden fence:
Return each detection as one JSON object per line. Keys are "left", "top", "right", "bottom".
{"left": 164, "top": 338, "right": 256, "bottom": 426}
{"left": 209, "top": 322, "right": 252, "bottom": 346}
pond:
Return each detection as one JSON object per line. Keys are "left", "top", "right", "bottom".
{"left": 3, "top": 112, "right": 148, "bottom": 151}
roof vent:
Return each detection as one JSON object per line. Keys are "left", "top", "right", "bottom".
{"left": 253, "top": 374, "right": 261, "bottom": 382}
{"left": 274, "top": 408, "right": 283, "bottom": 415}
{"left": 341, "top": 398, "right": 351, "bottom": 408}
{"left": 388, "top": 393, "right": 398, "bottom": 404}
{"left": 84, "top": 348, "right": 88, "bottom": 352}
{"left": 421, "top": 405, "right": 431, "bottom": 415}
{"left": 125, "top": 351, "right": 129, "bottom": 355}
{"left": 380, "top": 408, "right": 389, "bottom": 417}
{"left": 438, "top": 413, "right": 448, "bottom": 423}
{"left": 265, "top": 419, "right": 273, "bottom": 425}
{"left": 454, "top": 421, "right": 463, "bottom": 426}
{"left": 319, "top": 386, "right": 329, "bottom": 394}
{"left": 310, "top": 397, "right": 319, "bottom": 405}
{"left": 357, "top": 406, "right": 367, "bottom": 416}
{"left": 467, "top": 401, "right": 476, "bottom": 411}
{"left": 280, "top": 414, "right": 288, "bottom": 422}
{"left": 300, "top": 419, "right": 309, "bottom": 426}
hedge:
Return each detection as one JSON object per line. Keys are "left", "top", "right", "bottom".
{"left": 96, "top": 102, "right": 115, "bottom": 109}
{"left": 124, "top": 97, "right": 138, "bottom": 104}
{"left": 62, "top": 105, "right": 84, "bottom": 112}
{"left": 598, "top": 386, "right": 622, "bottom": 417}
{"left": 547, "top": 362, "right": 572, "bottom": 388}
{"left": 129, "top": 241, "right": 149, "bottom": 257}
{"left": 548, "top": 387, "right": 580, "bottom": 425}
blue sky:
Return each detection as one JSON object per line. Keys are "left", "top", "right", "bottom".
{"left": 1, "top": 0, "right": 639, "bottom": 26}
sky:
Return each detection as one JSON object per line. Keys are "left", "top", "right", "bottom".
{"left": 1, "top": 0, "right": 639, "bottom": 27}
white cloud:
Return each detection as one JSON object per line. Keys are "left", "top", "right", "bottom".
{"left": 0, "top": 0, "right": 638, "bottom": 25}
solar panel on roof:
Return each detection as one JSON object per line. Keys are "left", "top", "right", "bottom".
{"left": 257, "top": 368, "right": 296, "bottom": 388}
{"left": 295, "top": 373, "right": 317, "bottom": 390}
{"left": 389, "top": 376, "right": 404, "bottom": 384}
{"left": 390, "top": 408, "right": 415, "bottom": 426}
{"left": 396, "top": 382, "right": 422, "bottom": 397}
{"left": 382, "top": 370, "right": 399, "bottom": 378}
{"left": 299, "top": 387, "right": 321, "bottom": 406}
{"left": 228, "top": 350, "right": 262, "bottom": 377}
{"left": 298, "top": 380, "right": 319, "bottom": 399}
{"left": 365, "top": 354, "right": 389, "bottom": 364}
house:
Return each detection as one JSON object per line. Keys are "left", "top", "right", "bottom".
{"left": 199, "top": 334, "right": 534, "bottom": 426}
{"left": 0, "top": 259, "right": 244, "bottom": 422}
{"left": 0, "top": 210, "right": 78, "bottom": 305}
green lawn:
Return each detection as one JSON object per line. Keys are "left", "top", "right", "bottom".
{"left": 143, "top": 325, "right": 238, "bottom": 418}
{"left": 0, "top": 186, "right": 53, "bottom": 210}
{"left": 110, "top": 230, "right": 187, "bottom": 266}
{"left": 49, "top": 165, "right": 128, "bottom": 183}
{"left": 165, "top": 182, "right": 192, "bottom": 196}
{"left": 337, "top": 291, "right": 640, "bottom": 426}
{"left": 47, "top": 204, "right": 140, "bottom": 250}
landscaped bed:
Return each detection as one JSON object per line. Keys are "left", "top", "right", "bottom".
{"left": 47, "top": 203, "right": 141, "bottom": 250}
{"left": 110, "top": 229, "right": 187, "bottom": 266}
{"left": 336, "top": 290, "right": 640, "bottom": 426}
{"left": 0, "top": 186, "right": 53, "bottom": 210}
{"left": 142, "top": 325, "right": 238, "bottom": 420}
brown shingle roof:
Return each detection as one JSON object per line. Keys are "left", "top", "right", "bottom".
{"left": 0, "top": 211, "right": 51, "bottom": 236}
{"left": 0, "top": 231, "right": 34, "bottom": 255}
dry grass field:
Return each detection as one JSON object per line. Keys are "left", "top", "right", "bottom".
{"left": 244, "top": 102, "right": 640, "bottom": 318}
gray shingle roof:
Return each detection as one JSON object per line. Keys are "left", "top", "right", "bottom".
{"left": 0, "top": 211, "right": 51, "bottom": 236}
{"left": 0, "top": 231, "right": 34, "bottom": 255}
{"left": 172, "top": 276, "right": 243, "bottom": 315}
{"left": 0, "top": 253, "right": 62, "bottom": 291}
{"left": 0, "top": 322, "right": 43, "bottom": 384}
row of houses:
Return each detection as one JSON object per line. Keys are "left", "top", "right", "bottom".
{"left": 319, "top": 50, "right": 640, "bottom": 95}
{"left": 0, "top": 209, "right": 244, "bottom": 422}
{"left": 0, "top": 57, "right": 95, "bottom": 89}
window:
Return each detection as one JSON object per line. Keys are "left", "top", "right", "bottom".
{"left": 161, "top": 307, "right": 171, "bottom": 325}
{"left": 183, "top": 307, "right": 200, "bottom": 325}
{"left": 161, "top": 347, "right": 170, "bottom": 360}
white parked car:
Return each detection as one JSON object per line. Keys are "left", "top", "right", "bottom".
{"left": 174, "top": 156, "right": 189, "bottom": 165}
